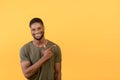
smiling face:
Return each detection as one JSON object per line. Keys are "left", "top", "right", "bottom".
{"left": 30, "top": 22, "right": 45, "bottom": 40}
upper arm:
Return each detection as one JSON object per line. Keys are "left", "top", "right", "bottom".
{"left": 20, "top": 46, "right": 31, "bottom": 77}
{"left": 54, "top": 45, "right": 62, "bottom": 72}
{"left": 54, "top": 45, "right": 62, "bottom": 63}
{"left": 20, "top": 46, "right": 30, "bottom": 62}
{"left": 21, "top": 61, "right": 31, "bottom": 76}
{"left": 55, "top": 62, "right": 61, "bottom": 73}
{"left": 20, "top": 46, "right": 31, "bottom": 70}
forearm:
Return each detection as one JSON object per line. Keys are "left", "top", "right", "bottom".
{"left": 24, "top": 56, "right": 47, "bottom": 78}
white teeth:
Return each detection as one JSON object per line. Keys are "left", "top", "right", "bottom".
{"left": 35, "top": 34, "right": 41, "bottom": 37}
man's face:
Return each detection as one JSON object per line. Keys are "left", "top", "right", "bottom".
{"left": 30, "top": 22, "right": 44, "bottom": 40}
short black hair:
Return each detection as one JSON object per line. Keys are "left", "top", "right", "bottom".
{"left": 29, "top": 18, "right": 44, "bottom": 27}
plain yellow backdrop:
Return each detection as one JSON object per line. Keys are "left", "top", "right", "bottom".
{"left": 0, "top": 0, "right": 120, "bottom": 80}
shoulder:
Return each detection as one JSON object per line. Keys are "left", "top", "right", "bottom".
{"left": 47, "top": 40, "right": 61, "bottom": 53}
{"left": 20, "top": 41, "right": 32, "bottom": 51}
{"left": 47, "top": 40, "right": 60, "bottom": 49}
{"left": 20, "top": 42, "right": 32, "bottom": 61}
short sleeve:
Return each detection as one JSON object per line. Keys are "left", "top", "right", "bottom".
{"left": 20, "top": 46, "right": 30, "bottom": 62}
{"left": 54, "top": 45, "right": 62, "bottom": 63}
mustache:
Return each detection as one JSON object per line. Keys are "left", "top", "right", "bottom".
{"left": 33, "top": 31, "right": 43, "bottom": 35}
{"left": 33, "top": 31, "right": 44, "bottom": 40}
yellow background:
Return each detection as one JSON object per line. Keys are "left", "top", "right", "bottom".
{"left": 0, "top": 0, "right": 120, "bottom": 80}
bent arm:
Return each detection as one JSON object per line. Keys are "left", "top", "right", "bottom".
{"left": 21, "top": 56, "right": 48, "bottom": 79}
{"left": 20, "top": 45, "right": 55, "bottom": 79}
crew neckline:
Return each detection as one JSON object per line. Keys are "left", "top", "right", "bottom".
{"left": 30, "top": 39, "right": 49, "bottom": 49}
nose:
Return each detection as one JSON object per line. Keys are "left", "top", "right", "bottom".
{"left": 35, "top": 29, "right": 43, "bottom": 34}
{"left": 34, "top": 30, "right": 40, "bottom": 34}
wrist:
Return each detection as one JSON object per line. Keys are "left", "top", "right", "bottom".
{"left": 41, "top": 56, "right": 48, "bottom": 62}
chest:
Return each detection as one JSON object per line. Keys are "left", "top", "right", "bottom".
{"left": 29, "top": 47, "right": 55, "bottom": 65}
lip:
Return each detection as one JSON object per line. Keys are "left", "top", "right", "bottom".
{"left": 35, "top": 33, "right": 42, "bottom": 37}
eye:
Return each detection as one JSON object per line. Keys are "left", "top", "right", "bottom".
{"left": 31, "top": 29, "right": 35, "bottom": 31}
{"left": 38, "top": 27, "right": 42, "bottom": 30}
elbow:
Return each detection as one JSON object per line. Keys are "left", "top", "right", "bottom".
{"left": 55, "top": 71, "right": 61, "bottom": 76}
{"left": 24, "top": 73, "right": 31, "bottom": 79}
{"left": 56, "top": 70, "right": 61, "bottom": 74}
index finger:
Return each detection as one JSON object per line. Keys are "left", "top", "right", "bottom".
{"left": 47, "top": 45, "right": 56, "bottom": 51}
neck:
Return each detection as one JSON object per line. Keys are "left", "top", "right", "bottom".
{"left": 33, "top": 37, "right": 47, "bottom": 47}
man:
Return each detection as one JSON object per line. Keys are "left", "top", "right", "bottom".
{"left": 20, "top": 18, "right": 62, "bottom": 80}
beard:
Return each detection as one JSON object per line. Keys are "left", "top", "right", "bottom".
{"left": 33, "top": 31, "right": 44, "bottom": 40}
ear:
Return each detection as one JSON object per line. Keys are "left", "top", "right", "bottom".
{"left": 43, "top": 26, "right": 45, "bottom": 31}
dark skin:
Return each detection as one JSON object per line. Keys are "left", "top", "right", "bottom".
{"left": 20, "top": 22, "right": 61, "bottom": 80}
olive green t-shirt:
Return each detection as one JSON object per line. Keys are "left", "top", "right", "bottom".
{"left": 20, "top": 40, "right": 62, "bottom": 80}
